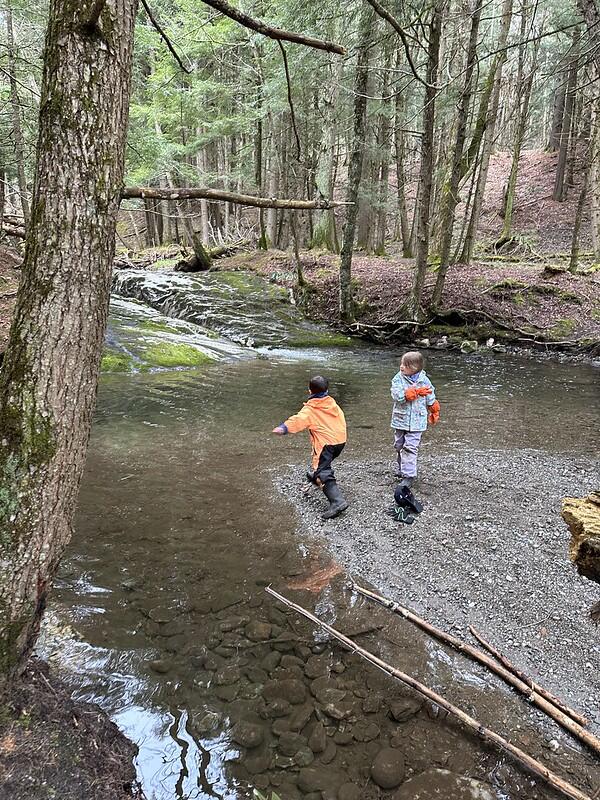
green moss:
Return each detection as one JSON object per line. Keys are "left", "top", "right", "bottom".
{"left": 138, "top": 319, "right": 181, "bottom": 335}
{"left": 548, "top": 318, "right": 577, "bottom": 340}
{"left": 143, "top": 342, "right": 214, "bottom": 368}
{"left": 100, "top": 352, "right": 135, "bottom": 373}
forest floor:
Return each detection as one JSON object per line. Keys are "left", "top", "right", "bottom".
{"left": 222, "top": 248, "right": 600, "bottom": 353}
{"left": 0, "top": 660, "right": 141, "bottom": 800}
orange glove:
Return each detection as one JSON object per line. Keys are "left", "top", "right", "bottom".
{"left": 427, "top": 400, "right": 440, "bottom": 425}
{"left": 404, "top": 386, "right": 432, "bottom": 402}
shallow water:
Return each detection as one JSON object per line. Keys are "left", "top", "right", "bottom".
{"left": 42, "top": 318, "right": 600, "bottom": 799}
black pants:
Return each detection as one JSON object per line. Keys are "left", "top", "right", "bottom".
{"left": 312, "top": 443, "right": 345, "bottom": 486}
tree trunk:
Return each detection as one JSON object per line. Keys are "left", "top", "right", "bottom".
{"left": 406, "top": 1, "right": 444, "bottom": 320}
{"left": 499, "top": 7, "right": 539, "bottom": 243}
{"left": 548, "top": 82, "right": 566, "bottom": 152}
{"left": 339, "top": 5, "right": 375, "bottom": 320}
{"left": 553, "top": 30, "right": 580, "bottom": 202}
{"left": 6, "top": 6, "right": 30, "bottom": 224}
{"left": 394, "top": 67, "right": 411, "bottom": 255}
{"left": 460, "top": 0, "right": 513, "bottom": 265}
{"left": 569, "top": 159, "right": 591, "bottom": 273}
{"left": 374, "top": 43, "right": 393, "bottom": 256}
{"left": 431, "top": 0, "right": 483, "bottom": 307}
{"left": 0, "top": 0, "right": 138, "bottom": 684}
{"left": 591, "top": 108, "right": 600, "bottom": 261}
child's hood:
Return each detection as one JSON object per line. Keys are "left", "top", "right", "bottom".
{"left": 305, "top": 395, "right": 341, "bottom": 415}
{"left": 396, "top": 369, "right": 430, "bottom": 385}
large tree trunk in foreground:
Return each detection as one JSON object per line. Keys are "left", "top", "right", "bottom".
{"left": 0, "top": 0, "right": 138, "bottom": 685}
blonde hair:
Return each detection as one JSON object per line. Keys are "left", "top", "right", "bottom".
{"left": 401, "top": 351, "right": 424, "bottom": 372}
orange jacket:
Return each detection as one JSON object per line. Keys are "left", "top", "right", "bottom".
{"left": 283, "top": 395, "right": 347, "bottom": 469}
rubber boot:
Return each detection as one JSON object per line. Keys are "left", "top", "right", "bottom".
{"left": 322, "top": 481, "right": 349, "bottom": 520}
{"left": 399, "top": 476, "right": 414, "bottom": 489}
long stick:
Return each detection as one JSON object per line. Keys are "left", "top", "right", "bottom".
{"left": 353, "top": 584, "right": 599, "bottom": 756}
{"left": 265, "top": 587, "right": 593, "bottom": 800}
{"left": 468, "top": 625, "right": 588, "bottom": 728}
{"left": 121, "top": 186, "right": 348, "bottom": 209}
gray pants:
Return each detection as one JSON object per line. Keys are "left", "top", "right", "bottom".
{"left": 394, "top": 430, "right": 422, "bottom": 478}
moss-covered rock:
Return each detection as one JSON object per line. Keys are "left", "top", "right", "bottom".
{"left": 101, "top": 352, "right": 135, "bottom": 373}
{"left": 562, "top": 493, "right": 600, "bottom": 582}
{"left": 142, "top": 342, "right": 215, "bottom": 368}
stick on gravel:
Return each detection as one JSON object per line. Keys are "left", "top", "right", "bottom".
{"left": 352, "top": 583, "right": 599, "bottom": 756}
{"left": 468, "top": 624, "right": 588, "bottom": 728}
{"left": 265, "top": 586, "right": 594, "bottom": 800}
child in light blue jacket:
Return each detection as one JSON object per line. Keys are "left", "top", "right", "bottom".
{"left": 391, "top": 351, "right": 440, "bottom": 487}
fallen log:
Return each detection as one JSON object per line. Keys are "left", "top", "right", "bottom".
{"left": 468, "top": 625, "right": 588, "bottom": 728}
{"left": 353, "top": 584, "right": 599, "bottom": 755}
{"left": 121, "top": 186, "right": 348, "bottom": 209}
{"left": 265, "top": 586, "right": 594, "bottom": 800}
{"left": 174, "top": 237, "right": 251, "bottom": 273}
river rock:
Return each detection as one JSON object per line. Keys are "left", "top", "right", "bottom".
{"left": 371, "top": 747, "right": 406, "bottom": 789}
{"left": 352, "top": 720, "right": 380, "bottom": 742}
{"left": 308, "top": 721, "right": 327, "bottom": 753}
{"left": 460, "top": 339, "right": 478, "bottom": 354}
{"left": 288, "top": 703, "right": 314, "bottom": 732}
{"left": 245, "top": 620, "right": 272, "bottom": 642}
{"left": 297, "top": 766, "right": 347, "bottom": 797}
{"left": 389, "top": 697, "right": 422, "bottom": 722}
{"left": 215, "top": 666, "right": 241, "bottom": 686}
{"left": 149, "top": 659, "right": 172, "bottom": 674}
{"left": 562, "top": 493, "right": 600, "bottom": 581}
{"left": 190, "top": 711, "right": 221, "bottom": 735}
{"left": 215, "top": 684, "right": 239, "bottom": 702}
{"left": 392, "top": 768, "right": 497, "bottom": 799}
{"left": 305, "top": 654, "right": 329, "bottom": 679}
{"left": 278, "top": 731, "right": 307, "bottom": 757}
{"left": 231, "top": 720, "right": 265, "bottom": 749}
{"left": 211, "top": 590, "right": 243, "bottom": 613}
{"left": 263, "top": 678, "right": 306, "bottom": 705}
{"left": 294, "top": 746, "right": 315, "bottom": 767}
{"left": 261, "top": 650, "right": 282, "bottom": 672}
{"left": 321, "top": 739, "right": 337, "bottom": 765}
{"left": 338, "top": 783, "right": 362, "bottom": 800}
{"left": 244, "top": 745, "right": 272, "bottom": 775}
{"left": 264, "top": 699, "right": 292, "bottom": 718}
{"left": 147, "top": 605, "right": 175, "bottom": 624}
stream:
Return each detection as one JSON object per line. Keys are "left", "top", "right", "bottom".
{"left": 39, "top": 269, "right": 600, "bottom": 800}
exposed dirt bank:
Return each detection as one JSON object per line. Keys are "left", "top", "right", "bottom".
{"left": 0, "top": 660, "right": 141, "bottom": 800}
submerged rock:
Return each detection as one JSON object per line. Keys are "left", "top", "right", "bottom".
{"left": 562, "top": 493, "right": 600, "bottom": 582}
{"left": 231, "top": 720, "right": 265, "bottom": 749}
{"left": 371, "top": 746, "right": 406, "bottom": 789}
{"left": 460, "top": 340, "right": 479, "bottom": 354}
{"left": 393, "top": 768, "right": 497, "bottom": 799}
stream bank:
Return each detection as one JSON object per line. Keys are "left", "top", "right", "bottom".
{"left": 0, "top": 660, "right": 141, "bottom": 800}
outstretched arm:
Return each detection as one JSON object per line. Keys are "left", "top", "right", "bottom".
{"left": 272, "top": 405, "right": 312, "bottom": 435}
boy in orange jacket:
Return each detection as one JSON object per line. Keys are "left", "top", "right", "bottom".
{"left": 272, "top": 375, "right": 348, "bottom": 519}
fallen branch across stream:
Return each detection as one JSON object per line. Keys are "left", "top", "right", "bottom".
{"left": 353, "top": 584, "right": 599, "bottom": 756}
{"left": 121, "top": 186, "right": 348, "bottom": 209}
{"left": 468, "top": 625, "right": 588, "bottom": 728}
{"left": 265, "top": 586, "right": 594, "bottom": 800}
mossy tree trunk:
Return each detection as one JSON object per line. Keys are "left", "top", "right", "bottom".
{"left": 0, "top": 0, "right": 138, "bottom": 685}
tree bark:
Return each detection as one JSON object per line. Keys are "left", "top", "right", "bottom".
{"left": 339, "top": 5, "right": 375, "bottom": 320}
{"left": 6, "top": 6, "right": 30, "bottom": 224}
{"left": 460, "top": 0, "right": 514, "bottom": 265}
{"left": 0, "top": 0, "right": 138, "bottom": 684}
{"left": 431, "top": 0, "right": 483, "bottom": 307}
{"left": 406, "top": 1, "right": 445, "bottom": 320}
{"left": 591, "top": 107, "right": 600, "bottom": 261}
{"left": 553, "top": 30, "right": 580, "bottom": 202}
{"left": 548, "top": 81, "right": 566, "bottom": 152}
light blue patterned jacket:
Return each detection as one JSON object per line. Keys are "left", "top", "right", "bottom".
{"left": 390, "top": 370, "right": 436, "bottom": 432}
